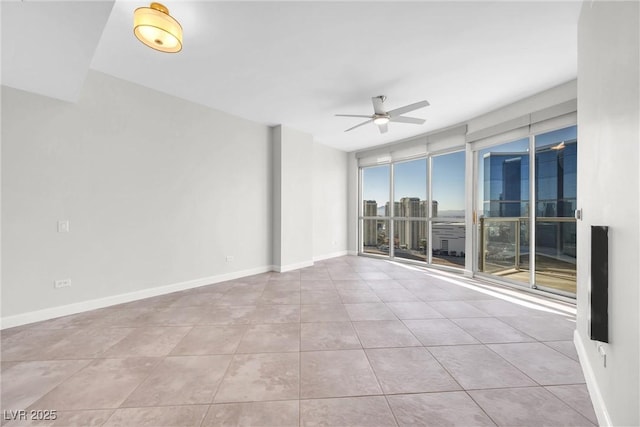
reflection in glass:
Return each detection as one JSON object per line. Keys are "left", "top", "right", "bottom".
{"left": 363, "top": 219, "right": 389, "bottom": 256}
{"left": 477, "top": 138, "right": 530, "bottom": 286}
{"left": 534, "top": 126, "right": 577, "bottom": 294}
{"left": 394, "top": 220, "right": 427, "bottom": 261}
{"left": 362, "top": 165, "right": 390, "bottom": 217}
{"left": 432, "top": 222, "right": 465, "bottom": 267}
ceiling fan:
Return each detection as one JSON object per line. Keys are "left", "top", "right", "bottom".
{"left": 336, "top": 95, "right": 430, "bottom": 134}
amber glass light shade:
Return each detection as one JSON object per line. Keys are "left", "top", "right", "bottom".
{"left": 134, "top": 2, "right": 182, "bottom": 53}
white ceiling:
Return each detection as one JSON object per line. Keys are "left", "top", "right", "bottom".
{"left": 2, "top": 1, "right": 581, "bottom": 151}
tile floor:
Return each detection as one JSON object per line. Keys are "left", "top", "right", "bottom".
{"left": 1, "top": 256, "right": 598, "bottom": 426}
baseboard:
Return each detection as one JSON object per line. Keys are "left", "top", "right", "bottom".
{"left": 347, "top": 250, "right": 358, "bottom": 256}
{"left": 313, "top": 250, "right": 348, "bottom": 262}
{"left": 0, "top": 265, "right": 272, "bottom": 330}
{"left": 273, "top": 260, "right": 314, "bottom": 273}
{"left": 574, "top": 329, "right": 612, "bottom": 426}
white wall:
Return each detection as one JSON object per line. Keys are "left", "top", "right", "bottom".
{"left": 576, "top": 1, "right": 640, "bottom": 426}
{"left": 271, "top": 125, "right": 314, "bottom": 271}
{"left": 2, "top": 71, "right": 272, "bottom": 323}
{"left": 312, "top": 141, "right": 348, "bottom": 260}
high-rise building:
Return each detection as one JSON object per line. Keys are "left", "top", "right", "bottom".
{"left": 363, "top": 200, "right": 378, "bottom": 246}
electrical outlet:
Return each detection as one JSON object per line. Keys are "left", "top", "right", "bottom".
{"left": 54, "top": 279, "right": 71, "bottom": 289}
{"left": 226, "top": 256, "right": 234, "bottom": 263}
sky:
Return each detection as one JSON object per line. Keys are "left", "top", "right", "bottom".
{"left": 362, "top": 151, "right": 466, "bottom": 213}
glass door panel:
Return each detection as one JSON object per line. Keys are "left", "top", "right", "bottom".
{"left": 431, "top": 151, "right": 466, "bottom": 269}
{"left": 534, "top": 126, "right": 577, "bottom": 295}
{"left": 363, "top": 219, "right": 389, "bottom": 256}
{"left": 361, "top": 165, "right": 390, "bottom": 256}
{"left": 476, "top": 138, "right": 530, "bottom": 285}
{"left": 393, "top": 159, "right": 427, "bottom": 261}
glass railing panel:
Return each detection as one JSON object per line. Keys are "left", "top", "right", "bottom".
{"left": 363, "top": 219, "right": 390, "bottom": 256}
{"left": 432, "top": 221, "right": 465, "bottom": 268}
{"left": 393, "top": 219, "right": 427, "bottom": 262}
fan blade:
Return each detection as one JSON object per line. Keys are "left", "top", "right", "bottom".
{"left": 345, "top": 119, "right": 373, "bottom": 132}
{"left": 378, "top": 123, "right": 388, "bottom": 134}
{"left": 335, "top": 114, "right": 373, "bottom": 118}
{"left": 371, "top": 96, "right": 386, "bottom": 114}
{"left": 387, "top": 100, "right": 430, "bottom": 117}
{"left": 390, "top": 116, "right": 426, "bottom": 125}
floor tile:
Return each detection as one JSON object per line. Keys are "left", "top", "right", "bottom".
{"left": 101, "top": 327, "right": 191, "bottom": 357}
{"left": 103, "top": 405, "right": 209, "bottom": 427}
{"left": 338, "top": 289, "right": 381, "bottom": 303}
{"left": 333, "top": 280, "right": 371, "bottom": 290}
{"left": 365, "top": 279, "right": 403, "bottom": 290}
{"left": 427, "top": 301, "right": 492, "bottom": 318}
{"left": 1, "top": 360, "right": 91, "bottom": 411}
{"left": 543, "top": 340, "right": 579, "bottom": 361}
{"left": 214, "top": 353, "right": 299, "bottom": 403}
{"left": 170, "top": 292, "right": 226, "bottom": 307}
{"left": 43, "top": 328, "right": 134, "bottom": 359}
{"left": 1, "top": 329, "right": 77, "bottom": 361}
{"left": 203, "top": 400, "right": 299, "bottom": 427}
{"left": 29, "top": 358, "right": 159, "bottom": 410}
{"left": 300, "top": 396, "right": 397, "bottom": 427}
{"left": 545, "top": 384, "right": 598, "bottom": 425}
{"left": 301, "top": 269, "right": 331, "bottom": 281}
{"left": 428, "top": 345, "right": 536, "bottom": 389}
{"left": 498, "top": 313, "right": 576, "bottom": 341}
{"left": 366, "top": 347, "right": 460, "bottom": 394}
{"left": 470, "top": 387, "right": 595, "bottom": 427}
{"left": 358, "top": 272, "right": 392, "bottom": 280}
{"left": 386, "top": 302, "right": 443, "bottom": 319}
{"left": 403, "top": 319, "right": 479, "bottom": 345}
{"left": 236, "top": 323, "right": 300, "bottom": 353}
{"left": 467, "top": 299, "right": 537, "bottom": 317}
{"left": 251, "top": 305, "right": 301, "bottom": 324}
{"left": 259, "top": 289, "right": 301, "bottom": 305}
{"left": 352, "top": 320, "right": 421, "bottom": 348}
{"left": 217, "top": 291, "right": 263, "bottom": 306}
{"left": 300, "top": 349, "right": 382, "bottom": 398}
{"left": 344, "top": 303, "right": 397, "bottom": 321}
{"left": 488, "top": 342, "right": 585, "bottom": 385}
{"left": 452, "top": 318, "right": 535, "bottom": 343}
{"left": 300, "top": 280, "right": 335, "bottom": 290}
{"left": 122, "top": 355, "right": 232, "bottom": 406}
{"left": 301, "top": 322, "right": 361, "bottom": 351}
{"left": 387, "top": 392, "right": 496, "bottom": 427}
{"left": 373, "top": 289, "right": 419, "bottom": 303}
{"left": 170, "top": 325, "right": 246, "bottom": 355}
{"left": 301, "top": 289, "right": 341, "bottom": 304}
{"left": 301, "top": 304, "right": 350, "bottom": 322}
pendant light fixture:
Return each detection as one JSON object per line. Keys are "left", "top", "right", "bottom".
{"left": 133, "top": 2, "right": 182, "bottom": 53}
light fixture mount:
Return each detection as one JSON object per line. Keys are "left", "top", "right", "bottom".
{"left": 134, "top": 2, "right": 183, "bottom": 53}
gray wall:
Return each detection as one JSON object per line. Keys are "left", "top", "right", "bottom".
{"left": 312, "top": 141, "right": 348, "bottom": 259}
{"left": 576, "top": 1, "right": 639, "bottom": 425}
{"left": 2, "top": 70, "right": 349, "bottom": 324}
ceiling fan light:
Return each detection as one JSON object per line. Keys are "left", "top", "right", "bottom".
{"left": 134, "top": 2, "right": 182, "bottom": 53}
{"left": 373, "top": 116, "right": 390, "bottom": 126}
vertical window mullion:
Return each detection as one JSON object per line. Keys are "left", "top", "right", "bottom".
{"left": 529, "top": 134, "right": 537, "bottom": 289}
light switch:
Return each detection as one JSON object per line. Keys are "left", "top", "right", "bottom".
{"left": 57, "top": 220, "right": 70, "bottom": 233}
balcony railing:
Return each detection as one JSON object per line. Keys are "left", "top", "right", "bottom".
{"left": 479, "top": 216, "right": 577, "bottom": 294}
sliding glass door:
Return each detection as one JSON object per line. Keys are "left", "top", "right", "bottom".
{"left": 474, "top": 125, "right": 577, "bottom": 296}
